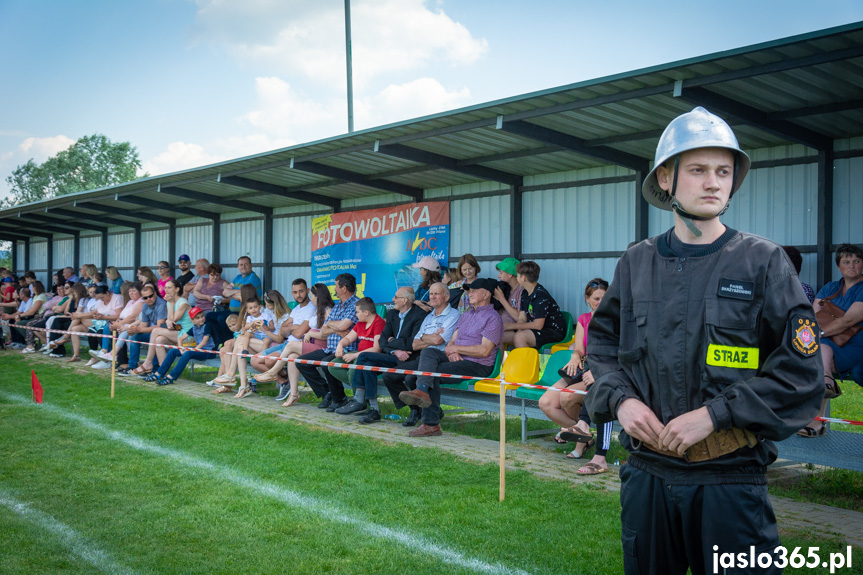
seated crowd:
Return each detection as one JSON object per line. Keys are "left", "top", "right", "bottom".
{"left": 2, "top": 243, "right": 857, "bottom": 454}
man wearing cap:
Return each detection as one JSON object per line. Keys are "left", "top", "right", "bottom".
{"left": 174, "top": 255, "right": 195, "bottom": 292}
{"left": 585, "top": 107, "right": 823, "bottom": 574}
{"left": 400, "top": 277, "right": 503, "bottom": 437}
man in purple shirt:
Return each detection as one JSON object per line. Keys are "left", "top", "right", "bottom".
{"left": 400, "top": 277, "right": 503, "bottom": 437}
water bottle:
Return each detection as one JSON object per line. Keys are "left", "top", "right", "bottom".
{"left": 384, "top": 414, "right": 400, "bottom": 420}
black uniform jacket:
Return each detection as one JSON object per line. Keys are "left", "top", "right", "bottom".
{"left": 379, "top": 305, "right": 427, "bottom": 358}
{"left": 586, "top": 228, "right": 824, "bottom": 483}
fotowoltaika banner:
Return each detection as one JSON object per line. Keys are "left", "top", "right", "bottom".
{"left": 311, "top": 202, "right": 449, "bottom": 302}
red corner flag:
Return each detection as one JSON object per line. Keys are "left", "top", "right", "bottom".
{"left": 31, "top": 370, "right": 43, "bottom": 404}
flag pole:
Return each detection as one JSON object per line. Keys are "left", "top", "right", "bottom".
{"left": 110, "top": 330, "right": 117, "bottom": 398}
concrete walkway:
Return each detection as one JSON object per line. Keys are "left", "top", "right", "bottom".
{"left": 35, "top": 355, "right": 863, "bottom": 548}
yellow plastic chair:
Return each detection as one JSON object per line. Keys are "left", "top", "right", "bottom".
{"left": 474, "top": 347, "right": 540, "bottom": 395}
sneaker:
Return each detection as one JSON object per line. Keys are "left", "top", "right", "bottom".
{"left": 39, "top": 343, "right": 51, "bottom": 352}
{"left": 335, "top": 399, "right": 368, "bottom": 415}
{"left": 85, "top": 358, "right": 98, "bottom": 367}
{"left": 42, "top": 348, "right": 53, "bottom": 355}
{"left": 326, "top": 398, "right": 350, "bottom": 413}
{"left": 358, "top": 409, "right": 382, "bottom": 424}
{"left": 10, "top": 343, "right": 25, "bottom": 350}
{"left": 88, "top": 350, "right": 102, "bottom": 360}
{"left": 317, "top": 392, "right": 333, "bottom": 409}
{"left": 91, "top": 361, "right": 112, "bottom": 370}
{"left": 20, "top": 347, "right": 36, "bottom": 354}
{"left": 97, "top": 351, "right": 114, "bottom": 362}
{"left": 274, "top": 384, "right": 291, "bottom": 401}
{"left": 117, "top": 368, "right": 134, "bottom": 377}
{"left": 48, "top": 353, "right": 63, "bottom": 358}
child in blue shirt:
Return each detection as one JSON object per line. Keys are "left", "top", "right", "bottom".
{"left": 148, "top": 307, "right": 215, "bottom": 385}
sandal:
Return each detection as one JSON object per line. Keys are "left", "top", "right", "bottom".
{"left": 130, "top": 366, "right": 151, "bottom": 376}
{"left": 566, "top": 438, "right": 596, "bottom": 459}
{"left": 824, "top": 376, "right": 842, "bottom": 399}
{"left": 577, "top": 462, "right": 610, "bottom": 476}
{"left": 65, "top": 355, "right": 81, "bottom": 363}
{"left": 252, "top": 371, "right": 278, "bottom": 384}
{"left": 560, "top": 426, "right": 594, "bottom": 443}
{"left": 553, "top": 431, "right": 568, "bottom": 444}
{"left": 213, "top": 374, "right": 236, "bottom": 385}
{"left": 797, "top": 424, "right": 827, "bottom": 438}
{"left": 282, "top": 392, "right": 300, "bottom": 407}
{"left": 235, "top": 386, "right": 253, "bottom": 399}
{"left": 212, "top": 386, "right": 233, "bottom": 394}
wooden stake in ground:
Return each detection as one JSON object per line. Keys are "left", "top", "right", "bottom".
{"left": 110, "top": 330, "right": 117, "bottom": 399}
{"left": 499, "top": 371, "right": 506, "bottom": 502}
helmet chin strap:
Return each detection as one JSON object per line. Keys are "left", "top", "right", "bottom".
{"left": 668, "top": 157, "right": 736, "bottom": 238}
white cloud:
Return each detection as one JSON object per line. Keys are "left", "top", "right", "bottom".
{"left": 365, "top": 77, "right": 470, "bottom": 125}
{"left": 0, "top": 135, "right": 76, "bottom": 202}
{"left": 141, "top": 134, "right": 297, "bottom": 177}
{"left": 192, "top": 0, "right": 488, "bottom": 89}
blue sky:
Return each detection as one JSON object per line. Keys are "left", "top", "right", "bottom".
{"left": 1, "top": 0, "right": 861, "bottom": 203}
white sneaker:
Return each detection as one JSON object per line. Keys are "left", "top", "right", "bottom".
{"left": 48, "top": 353, "right": 63, "bottom": 358}
{"left": 20, "top": 347, "right": 36, "bottom": 354}
{"left": 88, "top": 349, "right": 103, "bottom": 360}
{"left": 85, "top": 358, "right": 98, "bottom": 367}
{"left": 97, "top": 351, "right": 114, "bottom": 362}
{"left": 39, "top": 343, "right": 51, "bottom": 352}
{"left": 91, "top": 361, "right": 112, "bottom": 370}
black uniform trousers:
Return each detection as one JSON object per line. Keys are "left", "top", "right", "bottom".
{"left": 620, "top": 463, "right": 781, "bottom": 575}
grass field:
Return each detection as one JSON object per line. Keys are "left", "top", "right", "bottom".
{"left": 1, "top": 353, "right": 860, "bottom": 575}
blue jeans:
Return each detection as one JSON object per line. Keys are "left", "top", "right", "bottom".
{"left": 156, "top": 348, "right": 213, "bottom": 380}
{"left": 128, "top": 333, "right": 152, "bottom": 369}
{"left": 353, "top": 352, "right": 399, "bottom": 398}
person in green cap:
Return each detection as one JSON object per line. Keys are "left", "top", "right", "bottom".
{"left": 493, "top": 257, "right": 524, "bottom": 340}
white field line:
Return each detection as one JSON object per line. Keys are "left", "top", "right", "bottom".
{"left": 0, "top": 487, "right": 137, "bottom": 575}
{"left": 0, "top": 391, "right": 535, "bottom": 575}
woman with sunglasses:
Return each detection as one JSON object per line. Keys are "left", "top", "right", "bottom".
{"left": 539, "top": 278, "right": 610, "bottom": 469}
{"left": 140, "top": 279, "right": 191, "bottom": 379}
{"left": 155, "top": 261, "right": 174, "bottom": 298}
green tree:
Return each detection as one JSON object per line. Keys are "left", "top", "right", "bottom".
{"left": 2, "top": 133, "right": 146, "bottom": 207}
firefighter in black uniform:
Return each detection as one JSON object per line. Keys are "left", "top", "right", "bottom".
{"left": 586, "top": 107, "right": 824, "bottom": 575}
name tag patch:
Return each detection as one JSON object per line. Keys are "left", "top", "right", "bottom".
{"left": 706, "top": 345, "right": 759, "bottom": 369}
{"left": 791, "top": 316, "right": 819, "bottom": 357}
{"left": 718, "top": 279, "right": 755, "bottom": 301}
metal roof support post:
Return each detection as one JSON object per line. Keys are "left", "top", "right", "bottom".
{"left": 24, "top": 238, "right": 30, "bottom": 274}
{"left": 816, "top": 149, "right": 835, "bottom": 288}
{"left": 133, "top": 227, "right": 141, "bottom": 273}
{"left": 263, "top": 213, "right": 273, "bottom": 292}
{"left": 510, "top": 184, "right": 523, "bottom": 259}
{"left": 46, "top": 237, "right": 54, "bottom": 279}
{"left": 10, "top": 240, "right": 17, "bottom": 275}
{"left": 168, "top": 225, "right": 176, "bottom": 275}
{"left": 634, "top": 170, "right": 649, "bottom": 242}
{"left": 101, "top": 231, "right": 109, "bottom": 272}
{"left": 73, "top": 231, "right": 80, "bottom": 273}
{"left": 212, "top": 214, "right": 221, "bottom": 269}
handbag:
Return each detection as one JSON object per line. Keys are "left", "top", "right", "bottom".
{"left": 815, "top": 285, "right": 862, "bottom": 347}
{"left": 558, "top": 357, "right": 588, "bottom": 386}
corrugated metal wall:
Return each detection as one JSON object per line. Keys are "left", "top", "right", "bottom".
{"left": 108, "top": 232, "right": 135, "bottom": 273}
{"left": 272, "top": 266, "right": 312, "bottom": 296}
{"left": 79, "top": 235, "right": 101, "bottom": 266}
{"left": 53, "top": 237, "right": 74, "bottom": 271}
{"left": 176, "top": 224, "right": 212, "bottom": 264}
{"left": 833, "top": 154, "right": 862, "bottom": 245}
{"left": 140, "top": 228, "right": 169, "bottom": 268}
{"left": 29, "top": 241, "right": 49, "bottom": 286}
{"left": 273, "top": 216, "right": 312, "bottom": 264}
{"left": 220, "top": 218, "right": 264, "bottom": 266}
{"left": 449, "top": 194, "right": 510, "bottom": 258}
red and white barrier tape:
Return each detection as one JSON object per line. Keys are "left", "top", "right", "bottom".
{"left": 3, "top": 322, "right": 588, "bottom": 395}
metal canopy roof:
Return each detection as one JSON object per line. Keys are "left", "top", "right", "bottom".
{"left": 2, "top": 21, "right": 863, "bottom": 238}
